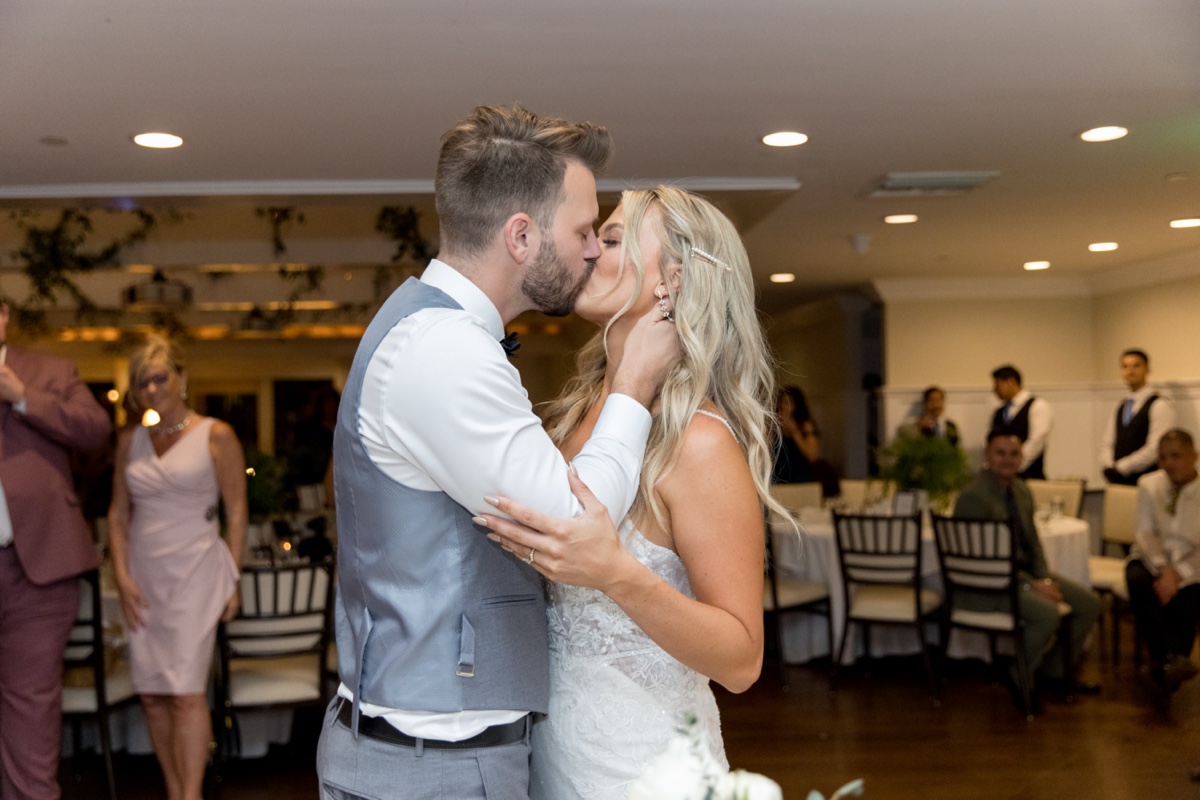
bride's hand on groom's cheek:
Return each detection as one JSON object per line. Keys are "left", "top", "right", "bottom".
{"left": 474, "top": 471, "right": 639, "bottom": 593}
{"left": 612, "top": 305, "right": 682, "bottom": 408}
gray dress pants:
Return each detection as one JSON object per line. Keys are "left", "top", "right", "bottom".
{"left": 316, "top": 698, "right": 532, "bottom": 800}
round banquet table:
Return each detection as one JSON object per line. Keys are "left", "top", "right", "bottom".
{"left": 770, "top": 508, "right": 1092, "bottom": 665}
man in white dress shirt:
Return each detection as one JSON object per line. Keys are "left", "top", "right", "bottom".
{"left": 1102, "top": 349, "right": 1174, "bottom": 486}
{"left": 316, "top": 106, "right": 678, "bottom": 800}
{"left": 989, "top": 364, "right": 1052, "bottom": 480}
{"left": 1126, "top": 429, "right": 1200, "bottom": 700}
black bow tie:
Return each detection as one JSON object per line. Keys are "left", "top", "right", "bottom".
{"left": 500, "top": 331, "right": 521, "bottom": 358}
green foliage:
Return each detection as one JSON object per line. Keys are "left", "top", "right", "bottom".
{"left": 374, "top": 206, "right": 434, "bottom": 301}
{"left": 255, "top": 206, "right": 305, "bottom": 257}
{"left": 876, "top": 429, "right": 969, "bottom": 512}
{"left": 244, "top": 448, "right": 288, "bottom": 521}
{"left": 6, "top": 208, "right": 159, "bottom": 331}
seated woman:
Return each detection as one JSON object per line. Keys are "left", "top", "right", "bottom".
{"left": 772, "top": 385, "right": 840, "bottom": 498}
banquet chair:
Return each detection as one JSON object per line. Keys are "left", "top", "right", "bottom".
{"left": 1026, "top": 478, "right": 1085, "bottom": 518}
{"left": 830, "top": 511, "right": 941, "bottom": 700}
{"left": 1089, "top": 483, "right": 1139, "bottom": 665}
{"left": 215, "top": 559, "right": 334, "bottom": 765}
{"left": 930, "top": 515, "right": 1072, "bottom": 719}
{"left": 764, "top": 505, "right": 831, "bottom": 689}
{"left": 61, "top": 569, "right": 136, "bottom": 800}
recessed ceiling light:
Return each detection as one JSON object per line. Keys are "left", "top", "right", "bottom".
{"left": 1079, "top": 126, "right": 1128, "bottom": 143}
{"left": 1023, "top": 261, "right": 1051, "bottom": 271}
{"left": 769, "top": 273, "right": 796, "bottom": 283}
{"left": 883, "top": 214, "right": 918, "bottom": 224}
{"left": 133, "top": 132, "right": 184, "bottom": 149}
{"left": 1088, "top": 242, "right": 1118, "bottom": 252}
{"left": 1170, "top": 218, "right": 1200, "bottom": 228}
{"left": 762, "top": 131, "right": 808, "bottom": 147}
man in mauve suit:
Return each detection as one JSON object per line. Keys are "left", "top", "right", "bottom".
{"left": 0, "top": 302, "right": 111, "bottom": 800}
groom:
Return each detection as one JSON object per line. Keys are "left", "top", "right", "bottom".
{"left": 316, "top": 105, "right": 679, "bottom": 800}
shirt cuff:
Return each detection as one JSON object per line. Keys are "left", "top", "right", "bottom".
{"left": 12, "top": 397, "right": 26, "bottom": 415}
{"left": 1178, "top": 562, "right": 1195, "bottom": 582}
{"left": 594, "top": 393, "right": 653, "bottom": 447}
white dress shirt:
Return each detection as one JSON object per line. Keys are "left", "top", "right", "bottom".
{"left": 339, "top": 259, "right": 652, "bottom": 740}
{"left": 1134, "top": 470, "right": 1200, "bottom": 585}
{"left": 1100, "top": 384, "right": 1175, "bottom": 476}
{"left": 1004, "top": 389, "right": 1052, "bottom": 473}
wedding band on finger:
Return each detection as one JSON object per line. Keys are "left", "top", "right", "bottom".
{"left": 526, "top": 548, "right": 536, "bottom": 566}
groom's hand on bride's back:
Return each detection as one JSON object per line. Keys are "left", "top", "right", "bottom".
{"left": 611, "top": 304, "right": 681, "bottom": 410}
{"left": 475, "top": 470, "right": 641, "bottom": 593}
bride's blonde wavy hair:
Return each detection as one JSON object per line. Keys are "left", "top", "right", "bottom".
{"left": 543, "top": 186, "right": 790, "bottom": 531}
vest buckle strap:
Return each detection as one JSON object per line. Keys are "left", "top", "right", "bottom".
{"left": 457, "top": 614, "right": 476, "bottom": 678}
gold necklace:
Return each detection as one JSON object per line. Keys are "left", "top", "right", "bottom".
{"left": 160, "top": 412, "right": 194, "bottom": 436}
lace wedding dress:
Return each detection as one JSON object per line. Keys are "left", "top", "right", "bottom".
{"left": 530, "top": 519, "right": 727, "bottom": 800}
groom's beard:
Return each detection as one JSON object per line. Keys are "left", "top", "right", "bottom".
{"left": 522, "top": 236, "right": 594, "bottom": 318}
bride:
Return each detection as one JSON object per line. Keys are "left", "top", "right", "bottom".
{"left": 482, "top": 186, "right": 788, "bottom": 799}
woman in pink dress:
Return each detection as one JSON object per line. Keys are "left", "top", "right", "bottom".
{"left": 108, "top": 336, "right": 247, "bottom": 800}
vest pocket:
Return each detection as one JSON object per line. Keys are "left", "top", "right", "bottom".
{"left": 481, "top": 594, "right": 538, "bottom": 608}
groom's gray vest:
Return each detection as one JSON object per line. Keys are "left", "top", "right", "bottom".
{"left": 333, "top": 277, "right": 549, "bottom": 721}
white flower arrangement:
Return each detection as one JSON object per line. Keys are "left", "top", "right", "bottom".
{"left": 628, "top": 715, "right": 864, "bottom": 800}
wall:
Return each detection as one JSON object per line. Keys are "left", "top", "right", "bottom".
{"left": 876, "top": 246, "right": 1200, "bottom": 484}
{"left": 878, "top": 276, "right": 1096, "bottom": 388}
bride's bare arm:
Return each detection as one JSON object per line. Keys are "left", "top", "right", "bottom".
{"left": 479, "top": 414, "right": 764, "bottom": 693}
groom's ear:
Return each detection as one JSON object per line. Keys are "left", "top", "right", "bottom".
{"left": 502, "top": 212, "right": 536, "bottom": 265}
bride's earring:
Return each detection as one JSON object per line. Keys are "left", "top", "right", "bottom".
{"left": 656, "top": 287, "right": 673, "bottom": 321}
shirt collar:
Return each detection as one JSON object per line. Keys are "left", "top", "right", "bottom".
{"left": 420, "top": 259, "right": 506, "bottom": 341}
{"left": 1127, "top": 384, "right": 1155, "bottom": 402}
{"left": 1009, "top": 389, "right": 1031, "bottom": 408}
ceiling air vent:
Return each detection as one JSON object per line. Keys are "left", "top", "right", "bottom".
{"left": 867, "top": 171, "right": 1000, "bottom": 199}
{"left": 123, "top": 269, "right": 193, "bottom": 310}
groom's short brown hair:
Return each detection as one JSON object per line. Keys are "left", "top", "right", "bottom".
{"left": 435, "top": 105, "right": 613, "bottom": 257}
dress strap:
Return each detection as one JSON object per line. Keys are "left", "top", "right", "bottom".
{"left": 694, "top": 409, "right": 738, "bottom": 442}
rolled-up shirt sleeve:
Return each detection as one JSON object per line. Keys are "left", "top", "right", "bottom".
{"left": 368, "top": 310, "right": 649, "bottom": 525}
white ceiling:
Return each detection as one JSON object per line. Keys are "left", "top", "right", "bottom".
{"left": 3, "top": 0, "right": 1200, "bottom": 312}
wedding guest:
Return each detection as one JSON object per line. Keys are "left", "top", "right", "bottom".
{"left": 772, "top": 386, "right": 840, "bottom": 498}
{"left": 988, "top": 365, "right": 1052, "bottom": 479}
{"left": 906, "top": 386, "right": 959, "bottom": 447}
{"left": 1125, "top": 429, "right": 1200, "bottom": 698}
{"left": 108, "top": 336, "right": 247, "bottom": 800}
{"left": 0, "top": 302, "right": 111, "bottom": 800}
{"left": 953, "top": 431, "right": 1100, "bottom": 702}
{"left": 1102, "top": 349, "right": 1174, "bottom": 486}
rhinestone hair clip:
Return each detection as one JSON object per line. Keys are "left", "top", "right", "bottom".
{"left": 689, "top": 245, "right": 731, "bottom": 271}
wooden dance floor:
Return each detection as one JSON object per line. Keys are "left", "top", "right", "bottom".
{"left": 72, "top": 618, "right": 1200, "bottom": 799}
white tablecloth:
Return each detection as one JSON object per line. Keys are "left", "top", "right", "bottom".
{"left": 771, "top": 509, "right": 1091, "bottom": 664}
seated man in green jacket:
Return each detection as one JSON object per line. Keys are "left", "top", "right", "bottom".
{"left": 953, "top": 431, "right": 1101, "bottom": 700}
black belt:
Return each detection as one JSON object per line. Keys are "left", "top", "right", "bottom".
{"left": 336, "top": 701, "right": 528, "bottom": 749}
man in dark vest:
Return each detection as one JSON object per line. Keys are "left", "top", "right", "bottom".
{"left": 1102, "top": 349, "right": 1174, "bottom": 485}
{"left": 989, "top": 364, "right": 1053, "bottom": 480}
